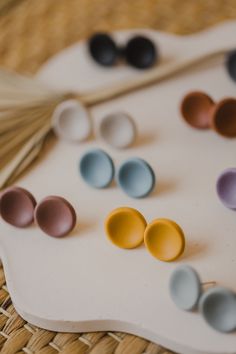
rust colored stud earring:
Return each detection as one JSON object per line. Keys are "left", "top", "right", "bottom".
{"left": 180, "top": 91, "right": 214, "bottom": 130}
{"left": 181, "top": 91, "right": 236, "bottom": 138}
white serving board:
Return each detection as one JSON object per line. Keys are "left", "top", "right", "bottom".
{"left": 1, "top": 22, "right": 236, "bottom": 354}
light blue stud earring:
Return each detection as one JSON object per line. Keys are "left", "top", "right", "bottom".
{"left": 79, "top": 149, "right": 114, "bottom": 188}
{"left": 117, "top": 158, "right": 155, "bottom": 198}
{"left": 169, "top": 265, "right": 202, "bottom": 311}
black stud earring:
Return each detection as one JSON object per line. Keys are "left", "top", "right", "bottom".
{"left": 88, "top": 32, "right": 158, "bottom": 69}
{"left": 88, "top": 33, "right": 119, "bottom": 67}
{"left": 124, "top": 35, "right": 157, "bottom": 69}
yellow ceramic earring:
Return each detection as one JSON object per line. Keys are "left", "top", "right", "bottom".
{"left": 144, "top": 218, "right": 185, "bottom": 262}
{"left": 105, "top": 208, "right": 185, "bottom": 262}
{"left": 105, "top": 207, "right": 147, "bottom": 249}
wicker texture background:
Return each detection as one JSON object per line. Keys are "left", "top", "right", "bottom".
{"left": 0, "top": 0, "right": 236, "bottom": 73}
{"left": 0, "top": 0, "right": 236, "bottom": 353}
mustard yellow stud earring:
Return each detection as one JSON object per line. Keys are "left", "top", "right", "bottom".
{"left": 105, "top": 208, "right": 185, "bottom": 262}
{"left": 105, "top": 207, "right": 147, "bottom": 249}
{"left": 144, "top": 218, "right": 185, "bottom": 262}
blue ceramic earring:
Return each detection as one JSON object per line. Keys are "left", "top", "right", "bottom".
{"left": 169, "top": 265, "right": 202, "bottom": 311}
{"left": 79, "top": 149, "right": 155, "bottom": 198}
{"left": 199, "top": 287, "right": 236, "bottom": 333}
{"left": 117, "top": 158, "right": 155, "bottom": 198}
{"left": 169, "top": 265, "right": 236, "bottom": 333}
{"left": 79, "top": 149, "right": 115, "bottom": 188}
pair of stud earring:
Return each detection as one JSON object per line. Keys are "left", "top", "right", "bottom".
{"left": 0, "top": 187, "right": 76, "bottom": 237}
{"left": 180, "top": 91, "right": 236, "bottom": 138}
{"left": 105, "top": 207, "right": 185, "bottom": 262}
{"left": 52, "top": 101, "right": 137, "bottom": 149}
{"left": 88, "top": 33, "right": 158, "bottom": 69}
{"left": 170, "top": 265, "right": 236, "bottom": 333}
{"left": 79, "top": 149, "right": 155, "bottom": 198}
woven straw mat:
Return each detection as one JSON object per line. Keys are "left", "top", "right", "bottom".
{"left": 0, "top": 0, "right": 236, "bottom": 353}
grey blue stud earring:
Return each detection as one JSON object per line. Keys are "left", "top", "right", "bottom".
{"left": 199, "top": 287, "right": 236, "bottom": 333}
{"left": 117, "top": 158, "right": 155, "bottom": 198}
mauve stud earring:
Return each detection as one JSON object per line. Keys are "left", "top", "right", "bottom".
{"left": 0, "top": 186, "right": 77, "bottom": 238}
{"left": 34, "top": 196, "right": 77, "bottom": 238}
{"left": 0, "top": 186, "right": 36, "bottom": 228}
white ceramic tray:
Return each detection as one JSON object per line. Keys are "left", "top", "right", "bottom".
{"left": 1, "top": 22, "right": 236, "bottom": 354}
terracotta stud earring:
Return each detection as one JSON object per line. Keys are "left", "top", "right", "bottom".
{"left": 181, "top": 91, "right": 236, "bottom": 138}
